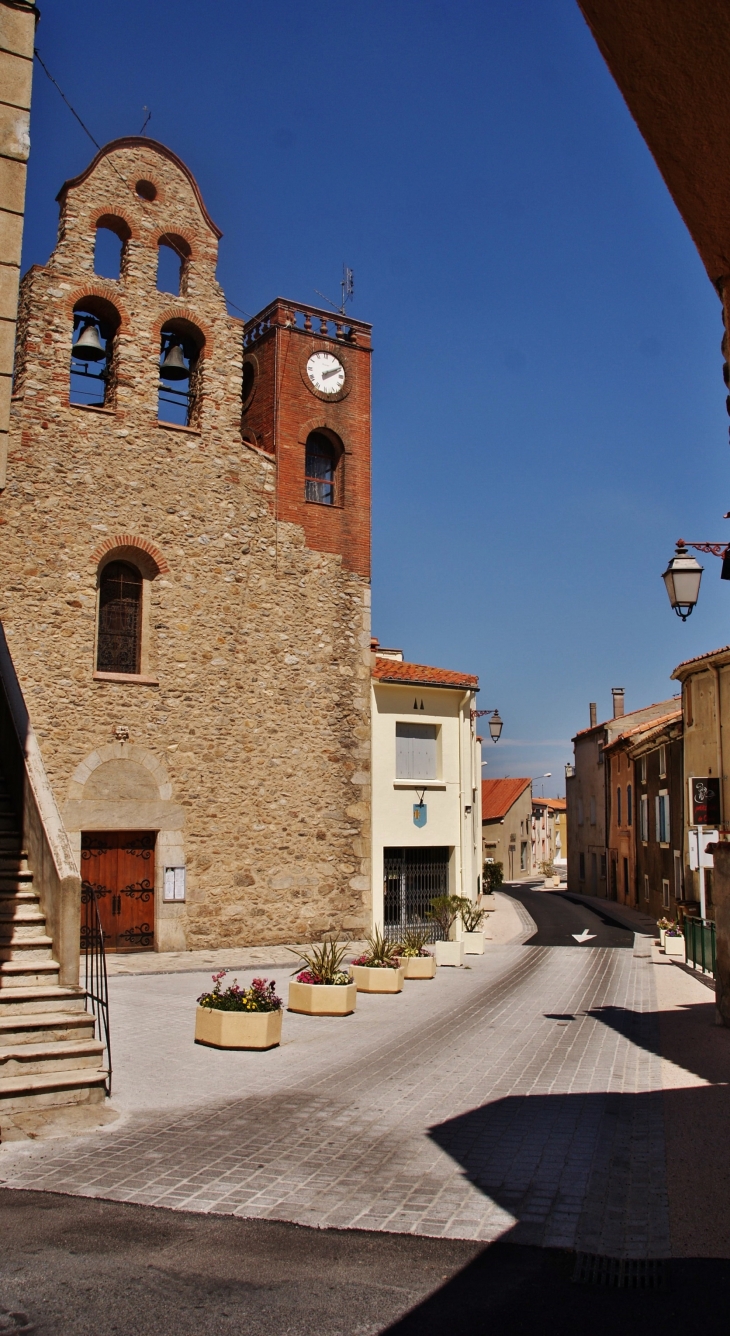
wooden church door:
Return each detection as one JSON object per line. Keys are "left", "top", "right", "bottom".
{"left": 81, "top": 832, "right": 156, "bottom": 951}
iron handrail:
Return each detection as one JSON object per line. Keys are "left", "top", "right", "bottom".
{"left": 683, "top": 915, "right": 716, "bottom": 979}
{"left": 81, "top": 882, "right": 112, "bottom": 1095}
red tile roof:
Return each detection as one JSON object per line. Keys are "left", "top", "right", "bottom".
{"left": 372, "top": 656, "right": 478, "bottom": 690}
{"left": 481, "top": 777, "right": 531, "bottom": 821}
{"left": 532, "top": 796, "right": 567, "bottom": 811}
{"left": 672, "top": 644, "right": 730, "bottom": 673}
{"left": 603, "top": 708, "right": 682, "bottom": 749}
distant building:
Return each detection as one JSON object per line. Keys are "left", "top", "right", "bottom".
{"left": 567, "top": 690, "right": 677, "bottom": 898}
{"left": 604, "top": 708, "right": 682, "bottom": 911}
{"left": 371, "top": 642, "right": 481, "bottom": 939}
{"left": 532, "top": 797, "right": 566, "bottom": 875}
{"left": 481, "top": 778, "right": 532, "bottom": 880}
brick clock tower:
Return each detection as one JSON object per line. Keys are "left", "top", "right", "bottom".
{"left": 240, "top": 299, "right": 371, "bottom": 580}
{"left": 0, "top": 137, "right": 373, "bottom": 952}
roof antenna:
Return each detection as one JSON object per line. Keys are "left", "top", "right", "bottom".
{"left": 139, "top": 106, "right": 151, "bottom": 136}
{"left": 314, "top": 264, "right": 355, "bottom": 316}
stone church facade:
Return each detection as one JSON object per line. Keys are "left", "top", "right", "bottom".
{"left": 0, "top": 137, "right": 372, "bottom": 951}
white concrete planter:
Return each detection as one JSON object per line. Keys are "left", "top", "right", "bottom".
{"left": 194, "top": 1006, "right": 282, "bottom": 1050}
{"left": 434, "top": 940, "right": 464, "bottom": 967}
{"left": 659, "top": 928, "right": 667, "bottom": 948}
{"left": 480, "top": 895, "right": 497, "bottom": 912}
{"left": 287, "top": 981, "right": 357, "bottom": 1015}
{"left": 463, "top": 931, "right": 485, "bottom": 955}
{"left": 664, "top": 934, "right": 685, "bottom": 960}
{"left": 350, "top": 964, "right": 404, "bottom": 993}
{"left": 397, "top": 955, "right": 436, "bottom": 979}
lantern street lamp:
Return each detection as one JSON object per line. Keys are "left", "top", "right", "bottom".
{"left": 471, "top": 707, "right": 503, "bottom": 742}
{"left": 662, "top": 541, "right": 704, "bottom": 620}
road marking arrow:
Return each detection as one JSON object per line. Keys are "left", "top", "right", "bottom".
{"left": 572, "top": 929, "right": 597, "bottom": 944}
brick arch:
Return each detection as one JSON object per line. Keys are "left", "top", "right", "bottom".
{"left": 297, "top": 417, "right": 350, "bottom": 452}
{"left": 90, "top": 534, "right": 169, "bottom": 576}
{"left": 156, "top": 227, "right": 196, "bottom": 260}
{"left": 90, "top": 207, "right": 137, "bottom": 241}
{"left": 153, "top": 306, "right": 211, "bottom": 357}
{"left": 65, "top": 284, "right": 129, "bottom": 334}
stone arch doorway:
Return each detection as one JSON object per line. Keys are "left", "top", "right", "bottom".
{"left": 63, "top": 742, "right": 187, "bottom": 952}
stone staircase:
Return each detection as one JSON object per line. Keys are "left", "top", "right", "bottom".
{"left": 0, "top": 778, "right": 107, "bottom": 1127}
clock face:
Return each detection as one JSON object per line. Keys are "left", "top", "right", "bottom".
{"left": 306, "top": 351, "right": 345, "bottom": 395}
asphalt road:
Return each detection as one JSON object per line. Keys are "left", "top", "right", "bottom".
{"left": 501, "top": 884, "right": 636, "bottom": 948}
{"left": 2, "top": 1191, "right": 730, "bottom": 1336}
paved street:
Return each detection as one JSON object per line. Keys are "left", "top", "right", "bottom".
{"left": 0, "top": 892, "right": 693, "bottom": 1257}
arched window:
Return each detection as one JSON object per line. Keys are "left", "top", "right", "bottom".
{"left": 96, "top": 561, "right": 142, "bottom": 674}
{"left": 70, "top": 297, "right": 120, "bottom": 409}
{"left": 305, "top": 431, "right": 340, "bottom": 505}
{"left": 93, "top": 216, "right": 130, "bottom": 282}
{"left": 158, "top": 319, "right": 202, "bottom": 428}
{"left": 157, "top": 234, "right": 190, "bottom": 297}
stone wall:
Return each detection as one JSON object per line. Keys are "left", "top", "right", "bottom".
{"left": 0, "top": 137, "right": 372, "bottom": 950}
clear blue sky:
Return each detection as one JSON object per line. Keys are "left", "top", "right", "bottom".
{"left": 22, "top": 1, "right": 729, "bottom": 796}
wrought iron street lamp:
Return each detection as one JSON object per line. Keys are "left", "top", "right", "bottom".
{"left": 471, "top": 707, "right": 503, "bottom": 741}
{"left": 662, "top": 541, "right": 705, "bottom": 620}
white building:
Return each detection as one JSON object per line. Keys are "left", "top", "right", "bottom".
{"left": 370, "top": 641, "right": 482, "bottom": 938}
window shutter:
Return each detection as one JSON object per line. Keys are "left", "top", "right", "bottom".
{"left": 395, "top": 723, "right": 437, "bottom": 780}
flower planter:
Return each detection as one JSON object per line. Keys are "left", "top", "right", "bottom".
{"left": 463, "top": 931, "right": 485, "bottom": 955}
{"left": 664, "top": 934, "right": 685, "bottom": 960}
{"left": 480, "top": 894, "right": 498, "bottom": 912}
{"left": 194, "top": 1006, "right": 282, "bottom": 1050}
{"left": 434, "top": 940, "right": 464, "bottom": 967}
{"left": 397, "top": 955, "right": 437, "bottom": 980}
{"left": 287, "top": 980, "right": 357, "bottom": 1015}
{"left": 350, "top": 964, "right": 404, "bottom": 993}
{"left": 659, "top": 928, "right": 667, "bottom": 948}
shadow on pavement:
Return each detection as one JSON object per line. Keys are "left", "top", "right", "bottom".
{"left": 381, "top": 1244, "right": 730, "bottom": 1335}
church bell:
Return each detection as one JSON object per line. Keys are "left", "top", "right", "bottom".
{"left": 160, "top": 342, "right": 189, "bottom": 380}
{"left": 73, "top": 321, "right": 105, "bottom": 361}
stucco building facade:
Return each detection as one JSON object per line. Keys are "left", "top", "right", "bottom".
{"left": 371, "top": 644, "right": 481, "bottom": 937}
{"left": 481, "top": 778, "right": 532, "bottom": 881}
{"left": 0, "top": 137, "right": 373, "bottom": 952}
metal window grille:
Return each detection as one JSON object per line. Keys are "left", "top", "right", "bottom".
{"left": 305, "top": 433, "right": 338, "bottom": 505}
{"left": 383, "top": 847, "right": 450, "bottom": 942}
{"left": 97, "top": 561, "right": 142, "bottom": 674}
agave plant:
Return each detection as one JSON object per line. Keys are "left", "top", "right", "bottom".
{"left": 290, "top": 936, "right": 351, "bottom": 985}
{"left": 397, "top": 927, "right": 432, "bottom": 958}
{"left": 427, "top": 895, "right": 469, "bottom": 940}
{"left": 352, "top": 925, "right": 402, "bottom": 968}
{"left": 460, "top": 900, "right": 486, "bottom": 933}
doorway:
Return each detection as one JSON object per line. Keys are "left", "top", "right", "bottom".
{"left": 383, "top": 847, "right": 450, "bottom": 942}
{"left": 81, "top": 831, "right": 156, "bottom": 952}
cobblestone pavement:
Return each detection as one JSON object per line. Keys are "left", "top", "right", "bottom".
{"left": 0, "top": 936, "right": 676, "bottom": 1256}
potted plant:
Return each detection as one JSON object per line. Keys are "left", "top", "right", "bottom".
{"left": 427, "top": 895, "right": 466, "bottom": 967}
{"left": 195, "top": 971, "right": 283, "bottom": 1050}
{"left": 664, "top": 925, "right": 685, "bottom": 960}
{"left": 460, "top": 899, "right": 487, "bottom": 954}
{"left": 657, "top": 916, "right": 673, "bottom": 948}
{"left": 288, "top": 938, "right": 357, "bottom": 1015}
{"left": 395, "top": 928, "right": 437, "bottom": 979}
{"left": 350, "top": 927, "right": 405, "bottom": 993}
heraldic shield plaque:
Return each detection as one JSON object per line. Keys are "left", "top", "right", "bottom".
{"left": 413, "top": 802, "right": 427, "bottom": 828}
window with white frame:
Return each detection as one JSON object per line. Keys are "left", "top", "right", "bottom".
{"left": 640, "top": 794, "right": 649, "bottom": 842}
{"left": 659, "top": 745, "right": 667, "bottom": 778}
{"left": 662, "top": 878, "right": 670, "bottom": 909}
{"left": 656, "top": 791, "right": 670, "bottom": 844}
{"left": 395, "top": 722, "right": 438, "bottom": 780}
{"left": 640, "top": 756, "right": 647, "bottom": 784}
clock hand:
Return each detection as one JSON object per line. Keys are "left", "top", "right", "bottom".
{"left": 321, "top": 366, "right": 342, "bottom": 380}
